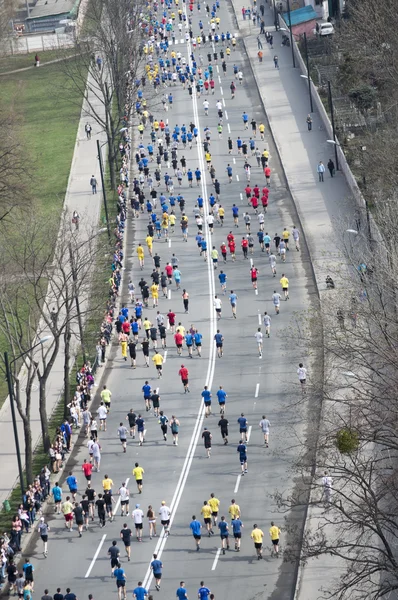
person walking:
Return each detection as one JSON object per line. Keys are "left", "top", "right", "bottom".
{"left": 327, "top": 158, "right": 335, "bottom": 177}
{"left": 259, "top": 416, "right": 270, "bottom": 447}
{"left": 317, "top": 161, "right": 325, "bottom": 182}
{"left": 37, "top": 517, "right": 50, "bottom": 557}
{"left": 90, "top": 175, "right": 98, "bottom": 194}
{"left": 273, "top": 55, "right": 279, "bottom": 69}
{"left": 306, "top": 115, "right": 312, "bottom": 131}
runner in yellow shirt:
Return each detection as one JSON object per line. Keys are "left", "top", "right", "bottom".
{"left": 228, "top": 499, "right": 240, "bottom": 519}
{"left": 218, "top": 206, "right": 225, "bottom": 225}
{"left": 208, "top": 493, "right": 220, "bottom": 526}
{"left": 152, "top": 350, "right": 164, "bottom": 378}
{"left": 258, "top": 123, "right": 265, "bottom": 139}
{"left": 132, "top": 462, "right": 144, "bottom": 493}
{"left": 136, "top": 244, "right": 145, "bottom": 269}
{"left": 143, "top": 318, "right": 152, "bottom": 337}
{"left": 146, "top": 235, "right": 153, "bottom": 256}
{"left": 62, "top": 498, "right": 74, "bottom": 530}
{"left": 226, "top": 47, "right": 231, "bottom": 57}
{"left": 102, "top": 475, "right": 113, "bottom": 492}
{"left": 150, "top": 283, "right": 159, "bottom": 308}
{"left": 176, "top": 323, "right": 185, "bottom": 336}
{"left": 205, "top": 152, "right": 212, "bottom": 168}
{"left": 100, "top": 385, "right": 112, "bottom": 412}
{"left": 279, "top": 274, "right": 289, "bottom": 300}
{"left": 200, "top": 501, "right": 214, "bottom": 536}
{"left": 269, "top": 521, "right": 281, "bottom": 557}
{"left": 169, "top": 212, "right": 176, "bottom": 233}
{"left": 282, "top": 227, "right": 290, "bottom": 250}
{"left": 251, "top": 524, "right": 264, "bottom": 559}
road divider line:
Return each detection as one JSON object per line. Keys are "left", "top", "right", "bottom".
{"left": 163, "top": 350, "right": 168, "bottom": 363}
{"left": 247, "top": 425, "right": 253, "bottom": 442}
{"left": 212, "top": 548, "right": 221, "bottom": 570}
{"left": 168, "top": 289, "right": 171, "bottom": 299}
{"left": 258, "top": 313, "right": 261, "bottom": 325}
{"left": 220, "top": 86, "right": 223, "bottom": 96}
{"left": 233, "top": 157, "right": 236, "bottom": 164}
{"left": 85, "top": 534, "right": 107, "bottom": 578}
{"left": 234, "top": 475, "right": 241, "bottom": 494}
{"left": 255, "top": 383, "right": 260, "bottom": 398}
{"left": 227, "top": 123, "right": 231, "bottom": 133}
{"left": 168, "top": 239, "right": 171, "bottom": 248}
{"left": 236, "top": 174, "right": 239, "bottom": 181}
{"left": 225, "top": 110, "right": 228, "bottom": 120}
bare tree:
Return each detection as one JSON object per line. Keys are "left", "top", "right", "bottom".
{"left": 0, "top": 110, "right": 29, "bottom": 222}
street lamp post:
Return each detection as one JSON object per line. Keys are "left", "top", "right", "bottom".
{"left": 286, "top": 0, "right": 296, "bottom": 68}
{"left": 4, "top": 336, "right": 53, "bottom": 500}
{"left": 272, "top": 0, "right": 278, "bottom": 31}
{"left": 303, "top": 33, "right": 313, "bottom": 113}
{"left": 327, "top": 80, "right": 339, "bottom": 171}
{"left": 97, "top": 139, "right": 111, "bottom": 241}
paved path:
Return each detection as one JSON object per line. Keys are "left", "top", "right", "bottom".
{"left": 0, "top": 54, "right": 79, "bottom": 76}
{"left": 27, "top": 5, "right": 317, "bottom": 600}
{"left": 0, "top": 70, "right": 106, "bottom": 505}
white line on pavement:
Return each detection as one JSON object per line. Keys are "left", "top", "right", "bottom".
{"left": 168, "top": 239, "right": 171, "bottom": 248}
{"left": 85, "top": 534, "right": 107, "bottom": 578}
{"left": 239, "top": 192, "right": 243, "bottom": 200}
{"left": 234, "top": 474, "right": 241, "bottom": 494}
{"left": 258, "top": 313, "right": 261, "bottom": 325}
{"left": 212, "top": 548, "right": 222, "bottom": 570}
{"left": 227, "top": 123, "right": 231, "bottom": 133}
{"left": 225, "top": 110, "right": 228, "bottom": 120}
{"left": 255, "top": 383, "right": 260, "bottom": 398}
{"left": 216, "top": 65, "right": 219, "bottom": 73}
{"left": 218, "top": 75, "right": 221, "bottom": 83}
{"left": 233, "top": 157, "right": 236, "bottom": 164}
{"left": 222, "top": 97, "right": 226, "bottom": 107}
{"left": 236, "top": 174, "right": 239, "bottom": 181}
{"left": 168, "top": 289, "right": 171, "bottom": 299}
{"left": 163, "top": 350, "right": 168, "bottom": 363}
{"left": 114, "top": 477, "right": 130, "bottom": 515}
{"left": 255, "top": 288, "right": 258, "bottom": 295}
{"left": 220, "top": 87, "right": 223, "bottom": 96}
{"left": 247, "top": 426, "right": 253, "bottom": 442}
{"left": 250, "top": 258, "right": 253, "bottom": 266}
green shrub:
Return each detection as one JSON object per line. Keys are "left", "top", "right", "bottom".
{"left": 336, "top": 428, "right": 359, "bottom": 454}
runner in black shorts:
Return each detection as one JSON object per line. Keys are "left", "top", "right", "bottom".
{"left": 126, "top": 409, "right": 136, "bottom": 438}
{"left": 120, "top": 523, "right": 132, "bottom": 561}
{"left": 141, "top": 338, "right": 150, "bottom": 367}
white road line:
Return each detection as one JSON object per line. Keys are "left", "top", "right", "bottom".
{"left": 114, "top": 477, "right": 130, "bottom": 515}
{"left": 163, "top": 350, "right": 168, "bottom": 363}
{"left": 218, "top": 75, "right": 221, "bottom": 83}
{"left": 233, "top": 157, "right": 236, "bottom": 164}
{"left": 222, "top": 97, "right": 226, "bottom": 107}
{"left": 227, "top": 123, "right": 231, "bottom": 133}
{"left": 85, "top": 534, "right": 107, "bottom": 578}
{"left": 239, "top": 192, "right": 243, "bottom": 200}
{"left": 236, "top": 174, "right": 239, "bottom": 181}
{"left": 220, "top": 86, "right": 223, "bottom": 96}
{"left": 234, "top": 475, "right": 241, "bottom": 494}
{"left": 225, "top": 110, "right": 228, "bottom": 120}
{"left": 142, "top": 21, "right": 218, "bottom": 591}
{"left": 247, "top": 425, "right": 253, "bottom": 442}
{"left": 250, "top": 258, "right": 253, "bottom": 266}
{"left": 212, "top": 548, "right": 222, "bottom": 570}
{"left": 255, "top": 288, "right": 258, "bottom": 295}
{"left": 216, "top": 65, "right": 219, "bottom": 73}
{"left": 168, "top": 239, "right": 171, "bottom": 248}
{"left": 167, "top": 321, "right": 170, "bottom": 330}
{"left": 168, "top": 289, "right": 171, "bottom": 299}
{"left": 255, "top": 383, "right": 260, "bottom": 398}
{"left": 258, "top": 313, "right": 261, "bottom": 325}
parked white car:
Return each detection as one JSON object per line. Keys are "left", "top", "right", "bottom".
{"left": 319, "top": 22, "right": 334, "bottom": 36}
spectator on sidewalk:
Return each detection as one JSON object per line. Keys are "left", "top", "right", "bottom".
{"left": 317, "top": 161, "right": 326, "bottom": 182}
{"left": 306, "top": 115, "right": 312, "bottom": 131}
{"left": 327, "top": 159, "right": 335, "bottom": 177}
{"left": 273, "top": 55, "right": 279, "bottom": 69}
{"left": 90, "top": 175, "right": 98, "bottom": 194}
{"left": 85, "top": 123, "right": 92, "bottom": 139}
{"left": 257, "top": 36, "right": 263, "bottom": 50}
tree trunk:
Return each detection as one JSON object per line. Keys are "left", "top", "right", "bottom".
{"left": 23, "top": 419, "right": 33, "bottom": 486}
{"left": 63, "top": 322, "right": 71, "bottom": 419}
{"left": 39, "top": 376, "right": 51, "bottom": 453}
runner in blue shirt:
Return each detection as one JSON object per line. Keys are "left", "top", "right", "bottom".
{"left": 195, "top": 168, "right": 201, "bottom": 185}
{"left": 142, "top": 382, "right": 151, "bottom": 411}
{"left": 214, "top": 330, "right": 224, "bottom": 357}
{"left": 176, "top": 582, "right": 189, "bottom": 598}
{"left": 201, "top": 386, "right": 212, "bottom": 417}
{"left": 113, "top": 566, "right": 126, "bottom": 597}
{"left": 198, "top": 582, "right": 211, "bottom": 600}
{"left": 216, "top": 386, "right": 227, "bottom": 414}
{"left": 237, "top": 440, "right": 248, "bottom": 474}
{"left": 242, "top": 112, "right": 249, "bottom": 128}
{"left": 150, "top": 554, "right": 163, "bottom": 591}
{"left": 66, "top": 472, "right": 78, "bottom": 500}
{"left": 133, "top": 582, "right": 148, "bottom": 600}
{"left": 229, "top": 290, "right": 237, "bottom": 318}
{"left": 190, "top": 516, "right": 202, "bottom": 551}
{"left": 231, "top": 517, "right": 243, "bottom": 551}
{"left": 226, "top": 164, "right": 233, "bottom": 181}
{"left": 257, "top": 230, "right": 265, "bottom": 251}
{"left": 237, "top": 413, "right": 248, "bottom": 440}
{"left": 193, "top": 330, "right": 203, "bottom": 356}
{"left": 218, "top": 516, "right": 230, "bottom": 554}
{"left": 200, "top": 238, "right": 207, "bottom": 260}
{"left": 232, "top": 204, "right": 239, "bottom": 227}
{"left": 187, "top": 169, "right": 193, "bottom": 186}
{"left": 185, "top": 333, "right": 194, "bottom": 358}
{"left": 218, "top": 270, "right": 227, "bottom": 294}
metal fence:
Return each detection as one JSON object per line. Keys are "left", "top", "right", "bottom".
{"left": 0, "top": 32, "right": 75, "bottom": 55}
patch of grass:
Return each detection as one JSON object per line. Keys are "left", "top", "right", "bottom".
{"left": 0, "top": 49, "right": 76, "bottom": 74}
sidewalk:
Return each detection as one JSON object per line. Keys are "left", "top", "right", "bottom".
{"left": 0, "top": 71, "right": 106, "bottom": 505}
{"left": 230, "top": 1, "right": 351, "bottom": 597}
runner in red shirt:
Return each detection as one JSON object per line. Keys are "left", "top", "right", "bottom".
{"left": 165, "top": 263, "right": 173, "bottom": 283}
{"left": 253, "top": 185, "right": 260, "bottom": 198}
{"left": 122, "top": 320, "right": 131, "bottom": 334}
{"left": 264, "top": 166, "right": 271, "bottom": 184}
{"left": 210, "top": 79, "right": 215, "bottom": 93}
{"left": 178, "top": 364, "right": 190, "bottom": 393}
{"left": 174, "top": 331, "right": 184, "bottom": 355}
{"left": 244, "top": 186, "right": 252, "bottom": 201}
{"left": 82, "top": 459, "right": 93, "bottom": 482}
{"left": 220, "top": 242, "right": 227, "bottom": 263}
{"left": 250, "top": 196, "right": 259, "bottom": 213}
{"left": 262, "top": 186, "right": 269, "bottom": 198}
{"left": 250, "top": 266, "right": 259, "bottom": 289}
{"left": 167, "top": 310, "right": 176, "bottom": 332}
{"left": 227, "top": 231, "right": 235, "bottom": 245}
{"left": 261, "top": 194, "right": 268, "bottom": 212}
{"left": 241, "top": 237, "right": 249, "bottom": 259}
{"left": 204, "top": 80, "right": 209, "bottom": 93}
{"left": 228, "top": 239, "right": 236, "bottom": 261}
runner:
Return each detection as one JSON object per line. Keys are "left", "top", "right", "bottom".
{"left": 297, "top": 363, "right": 307, "bottom": 393}
{"left": 118, "top": 483, "right": 130, "bottom": 517}
{"left": 280, "top": 273, "right": 289, "bottom": 300}
{"left": 237, "top": 413, "right": 248, "bottom": 442}
{"left": 170, "top": 415, "right": 180, "bottom": 445}
{"left": 158, "top": 411, "right": 169, "bottom": 441}
{"left": 118, "top": 423, "right": 128, "bottom": 453}
{"left": 214, "top": 329, "right": 224, "bottom": 357}
{"left": 214, "top": 295, "right": 222, "bottom": 319}
{"left": 37, "top": 518, "right": 50, "bottom": 557}
{"left": 147, "top": 505, "right": 157, "bottom": 539}
{"left": 218, "top": 516, "right": 230, "bottom": 554}
{"left": 251, "top": 524, "right": 264, "bottom": 560}
{"left": 190, "top": 516, "right": 202, "bottom": 551}
{"left": 254, "top": 328, "right": 263, "bottom": 357}
{"left": 250, "top": 266, "right": 259, "bottom": 289}
{"left": 259, "top": 415, "right": 271, "bottom": 447}
{"left": 202, "top": 427, "right": 212, "bottom": 458}
{"left": 216, "top": 385, "right": 227, "bottom": 414}
{"left": 150, "top": 554, "right": 163, "bottom": 591}
{"left": 272, "top": 290, "right": 281, "bottom": 314}
{"left": 133, "top": 462, "right": 144, "bottom": 493}
{"left": 152, "top": 349, "right": 164, "bottom": 378}
{"left": 132, "top": 504, "right": 144, "bottom": 541}
{"left": 159, "top": 501, "right": 171, "bottom": 536}
{"left": 263, "top": 312, "right": 271, "bottom": 338}
{"left": 237, "top": 439, "right": 248, "bottom": 475}
{"left": 269, "top": 521, "right": 281, "bottom": 557}
{"left": 231, "top": 516, "right": 243, "bottom": 552}
{"left": 218, "top": 270, "right": 227, "bottom": 294}
{"left": 202, "top": 385, "right": 212, "bottom": 417}
{"left": 229, "top": 290, "right": 237, "bottom": 318}
{"left": 126, "top": 409, "right": 137, "bottom": 438}
{"left": 178, "top": 364, "right": 190, "bottom": 393}
{"left": 208, "top": 493, "right": 220, "bottom": 526}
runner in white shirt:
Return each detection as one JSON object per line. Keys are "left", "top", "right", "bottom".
{"left": 258, "top": 416, "right": 271, "bottom": 447}
{"left": 263, "top": 312, "right": 271, "bottom": 337}
{"left": 203, "top": 99, "right": 209, "bottom": 115}
{"left": 158, "top": 501, "right": 171, "bottom": 535}
{"left": 258, "top": 212, "right": 265, "bottom": 230}
{"left": 132, "top": 504, "right": 144, "bottom": 541}
{"left": 213, "top": 296, "right": 222, "bottom": 319}
{"left": 97, "top": 403, "right": 108, "bottom": 431}
{"left": 272, "top": 291, "right": 281, "bottom": 314}
{"left": 297, "top": 363, "right": 307, "bottom": 393}
{"left": 292, "top": 226, "right": 300, "bottom": 251}
{"left": 254, "top": 328, "right": 263, "bottom": 357}
{"left": 207, "top": 214, "right": 214, "bottom": 233}
{"left": 118, "top": 483, "right": 130, "bottom": 516}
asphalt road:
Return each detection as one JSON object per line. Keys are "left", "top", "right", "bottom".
{"left": 28, "top": 3, "right": 318, "bottom": 599}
